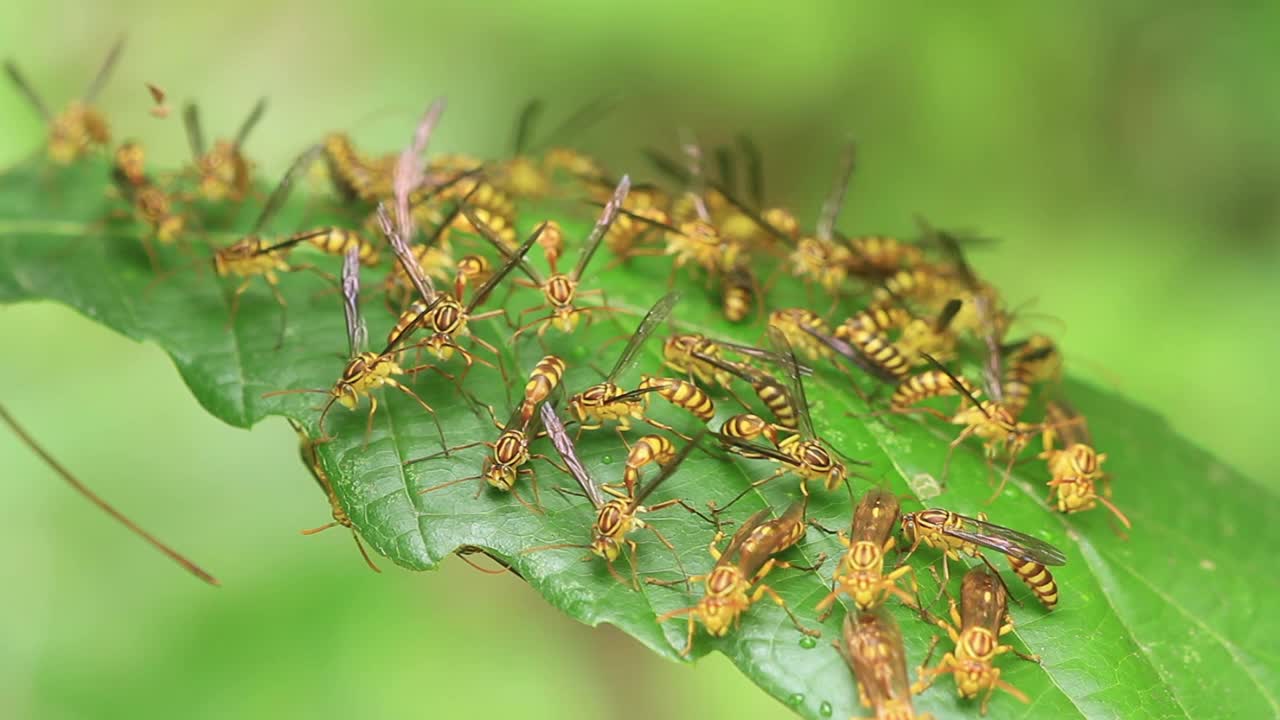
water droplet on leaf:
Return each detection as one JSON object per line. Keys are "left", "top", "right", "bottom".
{"left": 601, "top": 455, "right": 615, "bottom": 465}
{"left": 799, "top": 636, "right": 817, "bottom": 649}
{"left": 787, "top": 694, "right": 805, "bottom": 707}
{"left": 819, "top": 701, "right": 833, "bottom": 717}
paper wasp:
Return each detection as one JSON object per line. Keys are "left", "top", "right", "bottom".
{"left": 913, "top": 568, "right": 1039, "bottom": 715}
{"left": 668, "top": 342, "right": 804, "bottom": 430}
{"left": 409, "top": 355, "right": 567, "bottom": 511}
{"left": 262, "top": 246, "right": 446, "bottom": 449}
{"left": 386, "top": 211, "right": 546, "bottom": 382}
{"left": 711, "top": 328, "right": 868, "bottom": 509}
{"left": 769, "top": 308, "right": 834, "bottom": 362}
{"left": 844, "top": 234, "right": 926, "bottom": 280}
{"left": 565, "top": 292, "right": 680, "bottom": 440}
{"left": 182, "top": 97, "right": 268, "bottom": 202}
{"left": 816, "top": 488, "right": 918, "bottom": 613}
{"left": 1000, "top": 335, "right": 1061, "bottom": 419}
{"left": 661, "top": 331, "right": 809, "bottom": 394}
{"left": 1039, "top": 400, "right": 1128, "bottom": 528}
{"left": 524, "top": 404, "right": 709, "bottom": 588}
{"left": 487, "top": 175, "right": 630, "bottom": 338}
{"left": 5, "top": 37, "right": 123, "bottom": 163}
{"left": 208, "top": 145, "right": 374, "bottom": 343}
{"left": 648, "top": 499, "right": 822, "bottom": 656}
{"left": 290, "top": 420, "right": 379, "bottom": 572}
{"left": 322, "top": 131, "right": 397, "bottom": 203}
{"left": 900, "top": 507, "right": 1066, "bottom": 610}
{"left": 0, "top": 402, "right": 218, "bottom": 585}
{"left": 839, "top": 610, "right": 934, "bottom": 720}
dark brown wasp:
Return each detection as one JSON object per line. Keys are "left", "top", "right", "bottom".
{"left": 565, "top": 292, "right": 683, "bottom": 441}
{"left": 838, "top": 610, "right": 934, "bottom": 720}
{"left": 900, "top": 507, "right": 1066, "bottom": 610}
{"left": 914, "top": 568, "right": 1040, "bottom": 715}
{"left": 648, "top": 499, "right": 822, "bottom": 656}
{"left": 816, "top": 488, "right": 918, "bottom": 613}
{"left": 182, "top": 97, "right": 268, "bottom": 202}
{"left": 5, "top": 36, "right": 124, "bottom": 163}
{"left": 522, "top": 404, "right": 710, "bottom": 589}
{"left": 0, "top": 402, "right": 219, "bottom": 585}
{"left": 481, "top": 175, "right": 630, "bottom": 339}
{"left": 262, "top": 246, "right": 447, "bottom": 449}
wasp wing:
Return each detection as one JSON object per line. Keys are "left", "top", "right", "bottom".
{"left": 233, "top": 97, "right": 269, "bottom": 149}
{"left": 843, "top": 610, "right": 914, "bottom": 711}
{"left": 816, "top": 140, "right": 856, "bottom": 242}
{"left": 605, "top": 292, "right": 679, "bottom": 382}
{"left": 850, "top": 488, "right": 900, "bottom": 544}
{"left": 571, "top": 174, "right": 630, "bottom": 281}
{"left": 250, "top": 143, "right": 323, "bottom": 234}
{"left": 182, "top": 102, "right": 205, "bottom": 160}
{"left": 340, "top": 246, "right": 367, "bottom": 355}
{"left": 943, "top": 514, "right": 1067, "bottom": 566}
{"left": 4, "top": 61, "right": 52, "bottom": 121}
{"left": 512, "top": 98, "right": 544, "bottom": 155}
{"left": 464, "top": 219, "right": 547, "bottom": 313}
{"left": 378, "top": 202, "right": 436, "bottom": 303}
{"left": 539, "top": 403, "right": 603, "bottom": 509}
{"left": 83, "top": 35, "right": 125, "bottom": 102}
{"left": 766, "top": 326, "right": 815, "bottom": 440}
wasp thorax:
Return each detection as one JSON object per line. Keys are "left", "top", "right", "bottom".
{"left": 431, "top": 301, "right": 463, "bottom": 334}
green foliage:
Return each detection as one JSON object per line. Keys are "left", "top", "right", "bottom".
{"left": 1, "top": 156, "right": 1276, "bottom": 720}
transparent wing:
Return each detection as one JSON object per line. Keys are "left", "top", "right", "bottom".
{"left": 766, "top": 326, "right": 814, "bottom": 440}
{"left": 250, "top": 144, "right": 323, "bottom": 234}
{"left": 532, "top": 94, "right": 619, "bottom": 153}
{"left": 4, "top": 61, "right": 52, "bottom": 121}
{"left": 801, "top": 323, "right": 901, "bottom": 385}
{"left": 935, "top": 297, "right": 963, "bottom": 333}
{"left": 83, "top": 35, "right": 125, "bottom": 102}
{"left": 465, "top": 205, "right": 544, "bottom": 285}
{"left": 735, "top": 134, "right": 764, "bottom": 209}
{"left": 182, "top": 102, "right": 205, "bottom": 160}
{"left": 341, "top": 246, "right": 367, "bottom": 355}
{"left": 605, "top": 292, "right": 679, "bottom": 382}
{"left": 816, "top": 140, "right": 856, "bottom": 242}
{"left": 1045, "top": 399, "right": 1092, "bottom": 447}
{"left": 571, "top": 174, "right": 630, "bottom": 281}
{"left": 233, "top": 97, "right": 268, "bottom": 149}
{"left": 712, "top": 431, "right": 799, "bottom": 468}
{"left": 378, "top": 202, "right": 436, "bottom": 302}
{"left": 512, "top": 98, "right": 543, "bottom": 155}
{"left": 539, "top": 404, "right": 603, "bottom": 508}
{"left": 712, "top": 144, "right": 736, "bottom": 197}
{"left": 944, "top": 514, "right": 1068, "bottom": 566}
{"left": 706, "top": 338, "right": 813, "bottom": 376}
{"left": 464, "top": 220, "right": 547, "bottom": 313}
{"left": 920, "top": 353, "right": 990, "bottom": 419}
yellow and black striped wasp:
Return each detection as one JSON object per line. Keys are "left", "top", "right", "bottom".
{"left": 900, "top": 507, "right": 1066, "bottom": 610}
{"left": 207, "top": 145, "right": 375, "bottom": 344}
{"left": 5, "top": 36, "right": 124, "bottom": 163}
{"left": 648, "top": 498, "right": 822, "bottom": 656}
{"left": 409, "top": 355, "right": 567, "bottom": 512}
{"left": 483, "top": 175, "right": 630, "bottom": 339}
{"left": 182, "top": 97, "right": 268, "bottom": 202}
{"left": 914, "top": 567, "right": 1040, "bottom": 715}
{"left": 0, "top": 402, "right": 219, "bottom": 585}
{"left": 839, "top": 610, "right": 934, "bottom": 720}
{"left": 712, "top": 328, "right": 869, "bottom": 510}
{"left": 386, "top": 207, "right": 548, "bottom": 383}
{"left": 262, "top": 246, "right": 447, "bottom": 450}
{"left": 524, "top": 404, "right": 710, "bottom": 588}
{"left": 1039, "top": 399, "right": 1129, "bottom": 529}
{"left": 565, "top": 292, "right": 683, "bottom": 441}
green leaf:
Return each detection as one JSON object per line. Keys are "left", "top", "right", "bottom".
{"left": 2, "top": 156, "right": 1276, "bottom": 720}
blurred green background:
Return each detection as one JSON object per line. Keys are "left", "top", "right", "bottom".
{"left": 2, "top": 3, "right": 1277, "bottom": 719}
